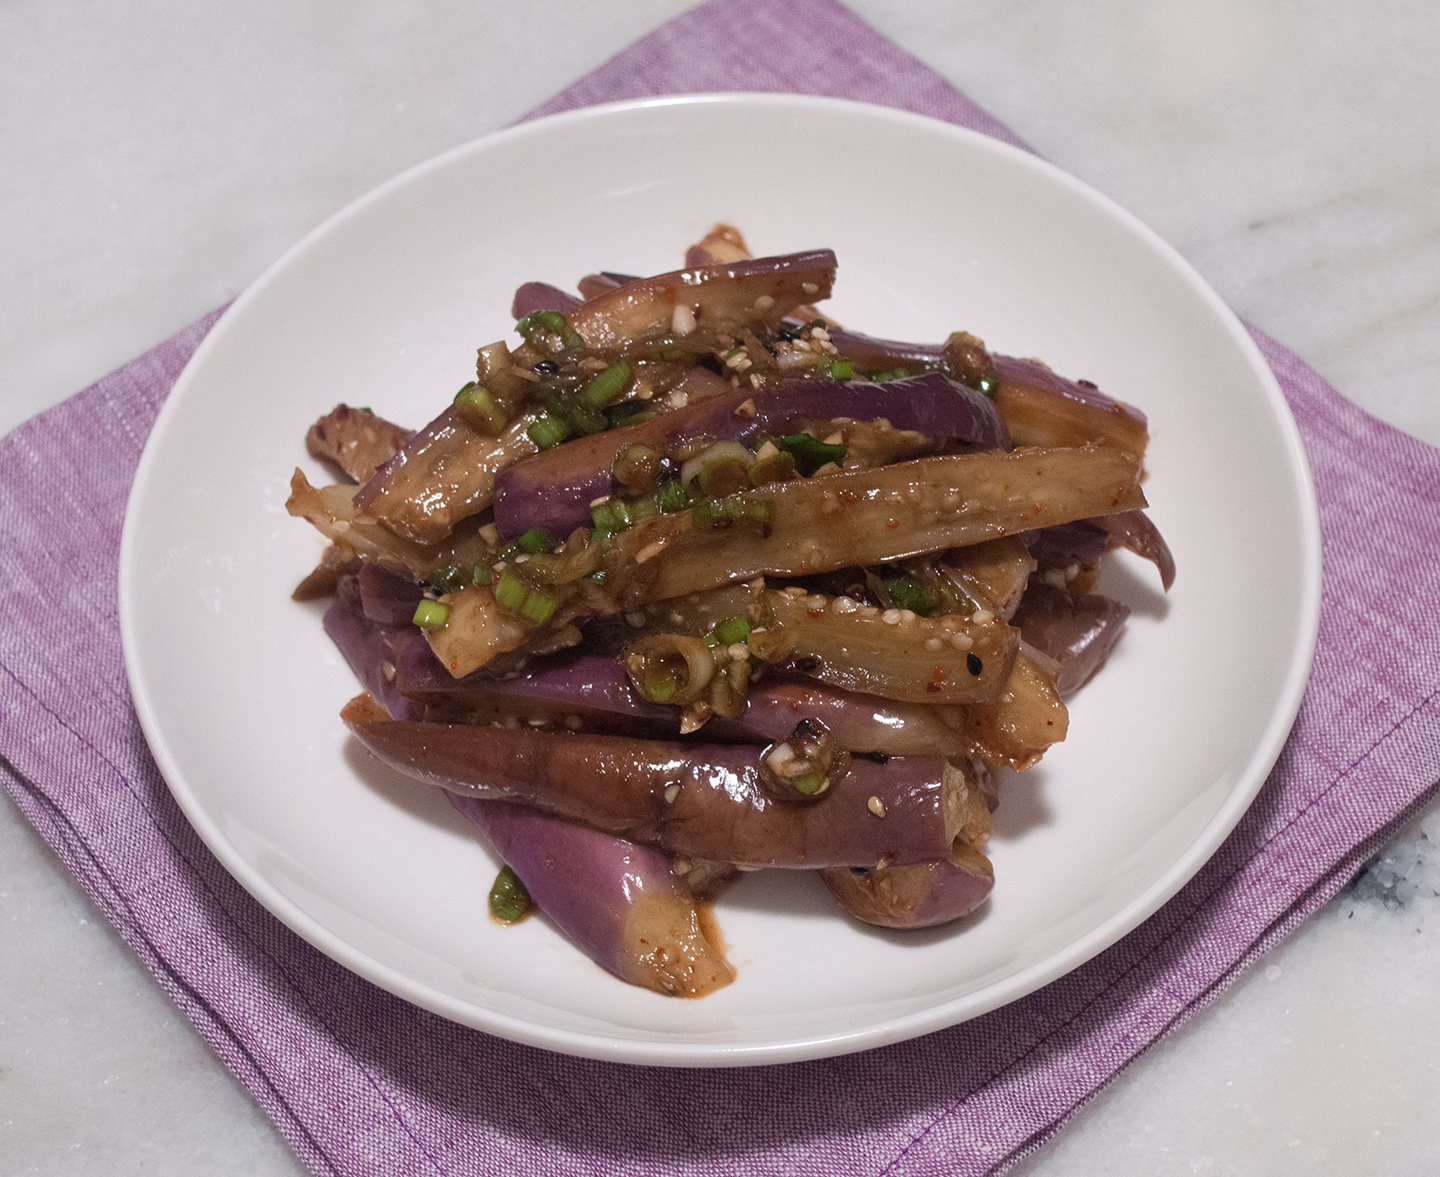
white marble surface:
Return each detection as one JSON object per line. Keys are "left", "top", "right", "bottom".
{"left": 2, "top": 1, "right": 1437, "bottom": 1173}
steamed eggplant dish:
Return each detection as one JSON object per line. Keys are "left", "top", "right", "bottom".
{"left": 290, "top": 225, "right": 1174, "bottom": 998}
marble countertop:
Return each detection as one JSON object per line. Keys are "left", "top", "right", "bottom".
{"left": 3, "top": 2, "right": 1437, "bottom": 1172}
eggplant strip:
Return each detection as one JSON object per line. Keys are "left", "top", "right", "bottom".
{"left": 616, "top": 446, "right": 1146, "bottom": 605}
{"left": 305, "top": 404, "right": 413, "bottom": 484}
{"left": 992, "top": 356, "right": 1149, "bottom": 454}
{"left": 492, "top": 372, "right": 1007, "bottom": 542}
{"left": 759, "top": 588, "right": 1018, "bottom": 705}
{"left": 944, "top": 653, "right": 1068, "bottom": 771}
{"left": 352, "top": 407, "right": 539, "bottom": 546}
{"left": 452, "top": 798, "right": 733, "bottom": 997}
{"left": 566, "top": 250, "right": 837, "bottom": 352}
{"left": 820, "top": 835, "right": 993, "bottom": 929}
{"left": 342, "top": 694, "right": 960, "bottom": 868}
{"left": 285, "top": 470, "right": 492, "bottom": 580}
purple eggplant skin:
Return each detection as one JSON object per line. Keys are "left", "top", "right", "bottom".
{"left": 451, "top": 797, "right": 733, "bottom": 997}
{"left": 341, "top": 695, "right": 958, "bottom": 868}
{"left": 818, "top": 837, "right": 994, "bottom": 929}
{"left": 511, "top": 282, "right": 581, "bottom": 319}
{"left": 356, "top": 563, "right": 423, "bottom": 627}
{"left": 491, "top": 371, "right": 1009, "bottom": 540}
{"left": 1011, "top": 582, "right": 1131, "bottom": 698}
{"left": 1023, "top": 519, "right": 1109, "bottom": 565}
{"left": 323, "top": 580, "right": 428, "bottom": 721}
{"left": 392, "top": 646, "right": 970, "bottom": 758}
{"left": 1098, "top": 508, "right": 1176, "bottom": 591}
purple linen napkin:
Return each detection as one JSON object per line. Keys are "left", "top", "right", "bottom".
{"left": 3, "top": 1, "right": 1439, "bottom": 1174}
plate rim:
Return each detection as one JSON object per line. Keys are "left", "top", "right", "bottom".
{"left": 119, "top": 91, "right": 1322, "bottom": 1067}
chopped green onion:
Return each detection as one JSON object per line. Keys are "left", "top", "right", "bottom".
{"left": 488, "top": 865, "right": 534, "bottom": 923}
{"left": 657, "top": 480, "right": 692, "bottom": 513}
{"left": 643, "top": 675, "right": 678, "bottom": 703}
{"left": 976, "top": 373, "right": 998, "bottom": 397}
{"left": 516, "top": 528, "right": 552, "bottom": 555}
{"left": 883, "top": 575, "right": 941, "bottom": 617}
{"left": 661, "top": 347, "right": 684, "bottom": 361}
{"left": 692, "top": 494, "right": 776, "bottom": 532}
{"left": 582, "top": 359, "right": 632, "bottom": 407}
{"left": 777, "top": 433, "right": 848, "bottom": 477}
{"left": 412, "top": 600, "right": 450, "bottom": 628}
{"left": 519, "top": 590, "right": 558, "bottom": 625}
{"left": 427, "top": 565, "right": 469, "bottom": 594}
{"left": 793, "top": 772, "right": 825, "bottom": 796}
{"left": 515, "top": 309, "right": 584, "bottom": 353}
{"left": 701, "top": 630, "right": 721, "bottom": 648}
{"left": 494, "top": 571, "right": 528, "bottom": 611}
{"left": 714, "top": 615, "right": 751, "bottom": 646}
{"left": 527, "top": 412, "right": 572, "bottom": 450}
{"left": 452, "top": 382, "right": 508, "bottom": 435}
{"left": 824, "top": 358, "right": 854, "bottom": 380}
{"left": 584, "top": 568, "right": 607, "bottom": 584}
{"left": 749, "top": 451, "right": 798, "bottom": 486}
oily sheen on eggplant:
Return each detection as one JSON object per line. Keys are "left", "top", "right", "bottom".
{"left": 341, "top": 696, "right": 959, "bottom": 869}
{"left": 491, "top": 372, "right": 1009, "bottom": 541}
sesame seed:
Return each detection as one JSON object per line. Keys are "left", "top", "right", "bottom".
{"left": 671, "top": 303, "right": 697, "bottom": 335}
{"left": 381, "top": 660, "right": 396, "bottom": 681}
{"left": 635, "top": 540, "right": 665, "bottom": 564}
{"left": 736, "top": 357, "right": 752, "bottom": 371}
{"left": 331, "top": 519, "right": 350, "bottom": 533}
{"left": 811, "top": 327, "right": 831, "bottom": 341}
{"left": 749, "top": 578, "right": 765, "bottom": 590}
{"left": 1042, "top": 568, "right": 1067, "bottom": 588}
{"left": 625, "top": 611, "right": 648, "bottom": 628}
{"left": 664, "top": 784, "right": 680, "bottom": 804}
{"left": 749, "top": 373, "right": 761, "bottom": 388}
{"left": 950, "top": 632, "right": 974, "bottom": 651}
{"left": 673, "top": 858, "right": 692, "bottom": 875}
{"left": 590, "top": 494, "right": 612, "bottom": 508}
{"left": 527, "top": 716, "right": 547, "bottom": 727}
{"left": 727, "top": 642, "right": 750, "bottom": 661}
{"left": 867, "top": 796, "right": 887, "bottom": 818}
{"left": 801, "top": 282, "right": 819, "bottom": 295}
{"left": 882, "top": 609, "right": 902, "bottom": 625}
{"left": 972, "top": 608, "right": 995, "bottom": 625}
{"left": 753, "top": 294, "right": 775, "bottom": 310}
{"left": 725, "top": 351, "right": 747, "bottom": 369}
{"left": 793, "top": 339, "right": 812, "bottom": 352}
{"left": 669, "top": 390, "right": 690, "bottom": 408}
{"left": 899, "top": 609, "right": 917, "bottom": 623}
{"left": 925, "top": 637, "right": 943, "bottom": 652}
{"left": 785, "top": 586, "right": 808, "bottom": 597}
{"left": 513, "top": 553, "right": 529, "bottom": 563}
{"left": 1065, "top": 563, "right": 1080, "bottom": 581}
{"left": 832, "top": 596, "right": 858, "bottom": 613}
{"left": 669, "top": 611, "right": 685, "bottom": 625}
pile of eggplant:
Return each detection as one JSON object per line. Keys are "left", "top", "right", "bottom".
{"left": 290, "top": 225, "right": 1174, "bottom": 998}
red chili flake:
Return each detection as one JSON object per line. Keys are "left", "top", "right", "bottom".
{"left": 663, "top": 287, "right": 676, "bottom": 304}
{"left": 932, "top": 667, "right": 945, "bottom": 682}
{"left": 1019, "top": 514, "right": 1028, "bottom": 522}
{"left": 925, "top": 682, "right": 941, "bottom": 694}
{"left": 839, "top": 490, "right": 860, "bottom": 505}
{"left": 1033, "top": 503, "right": 1043, "bottom": 514}
{"left": 449, "top": 661, "right": 458, "bottom": 672}
{"left": 807, "top": 606, "right": 825, "bottom": 618}
{"left": 886, "top": 519, "right": 900, "bottom": 529}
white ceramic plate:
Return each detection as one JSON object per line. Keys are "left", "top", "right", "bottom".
{"left": 120, "top": 94, "right": 1320, "bottom": 1066}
